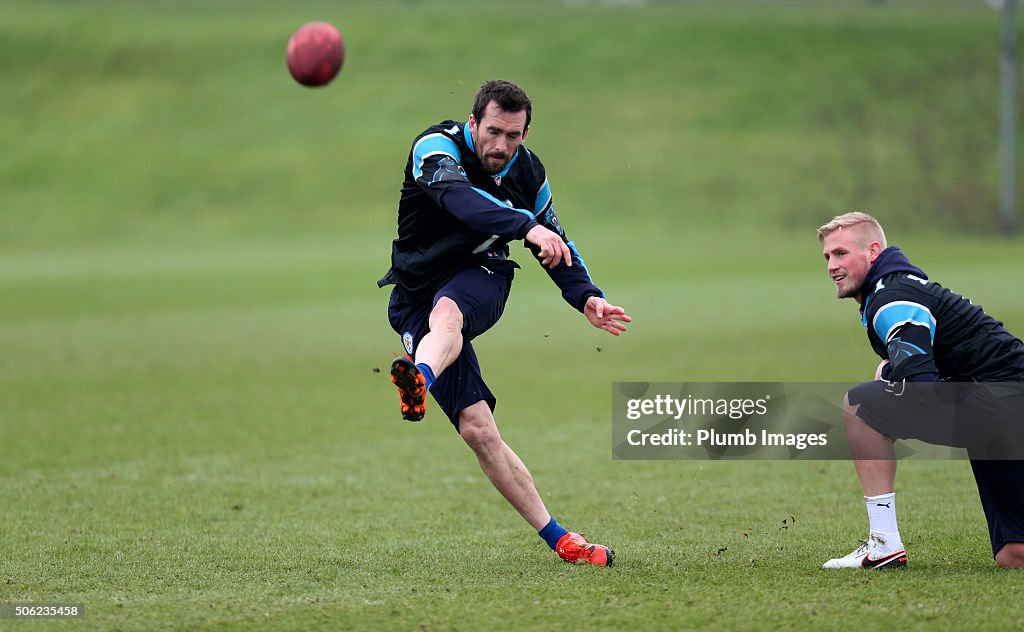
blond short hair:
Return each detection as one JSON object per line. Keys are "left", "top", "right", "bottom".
{"left": 817, "top": 212, "right": 887, "bottom": 248}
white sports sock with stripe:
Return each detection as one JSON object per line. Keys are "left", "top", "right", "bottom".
{"left": 865, "top": 492, "right": 904, "bottom": 552}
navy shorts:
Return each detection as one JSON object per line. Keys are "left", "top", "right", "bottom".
{"left": 387, "top": 262, "right": 514, "bottom": 430}
{"left": 848, "top": 380, "right": 1024, "bottom": 556}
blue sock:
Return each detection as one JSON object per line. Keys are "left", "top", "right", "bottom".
{"left": 416, "top": 363, "right": 435, "bottom": 390}
{"left": 538, "top": 516, "right": 568, "bottom": 551}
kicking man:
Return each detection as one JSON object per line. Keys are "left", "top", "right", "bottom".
{"left": 379, "top": 80, "right": 631, "bottom": 565}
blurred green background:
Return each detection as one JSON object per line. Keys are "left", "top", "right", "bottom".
{"left": 2, "top": 0, "right": 1020, "bottom": 247}
{"left": 2, "top": 1, "right": 1022, "bottom": 629}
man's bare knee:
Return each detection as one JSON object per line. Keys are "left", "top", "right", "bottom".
{"left": 995, "top": 543, "right": 1024, "bottom": 569}
{"left": 430, "top": 297, "right": 464, "bottom": 334}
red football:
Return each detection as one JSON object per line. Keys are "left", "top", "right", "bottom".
{"left": 286, "top": 22, "right": 345, "bottom": 87}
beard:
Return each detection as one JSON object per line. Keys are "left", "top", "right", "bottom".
{"left": 836, "top": 279, "right": 864, "bottom": 299}
{"left": 481, "top": 152, "right": 508, "bottom": 174}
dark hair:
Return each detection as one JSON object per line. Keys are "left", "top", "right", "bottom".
{"left": 472, "top": 79, "right": 532, "bottom": 130}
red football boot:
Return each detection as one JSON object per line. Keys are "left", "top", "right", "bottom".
{"left": 556, "top": 532, "right": 614, "bottom": 566}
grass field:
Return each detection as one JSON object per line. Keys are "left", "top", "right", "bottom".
{"left": 2, "top": 1, "right": 1023, "bottom": 630}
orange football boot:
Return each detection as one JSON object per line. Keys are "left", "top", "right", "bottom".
{"left": 390, "top": 355, "right": 427, "bottom": 421}
{"left": 556, "top": 532, "right": 614, "bottom": 566}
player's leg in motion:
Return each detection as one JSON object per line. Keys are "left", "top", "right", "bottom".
{"left": 414, "top": 297, "right": 464, "bottom": 375}
{"left": 458, "top": 401, "right": 613, "bottom": 566}
{"left": 458, "top": 401, "right": 549, "bottom": 529}
{"left": 390, "top": 297, "right": 463, "bottom": 422}
{"left": 390, "top": 267, "right": 613, "bottom": 565}
{"left": 823, "top": 394, "right": 907, "bottom": 569}
{"left": 389, "top": 268, "right": 613, "bottom": 564}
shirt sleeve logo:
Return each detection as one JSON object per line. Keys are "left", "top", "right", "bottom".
{"left": 432, "top": 157, "right": 467, "bottom": 184}
{"left": 886, "top": 336, "right": 927, "bottom": 367}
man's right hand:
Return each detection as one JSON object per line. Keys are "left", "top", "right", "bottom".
{"left": 525, "top": 225, "right": 572, "bottom": 269}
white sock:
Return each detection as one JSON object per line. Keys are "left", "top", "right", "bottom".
{"left": 865, "top": 492, "right": 903, "bottom": 550}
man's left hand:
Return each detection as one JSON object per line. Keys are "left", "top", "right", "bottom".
{"left": 584, "top": 296, "right": 631, "bottom": 336}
